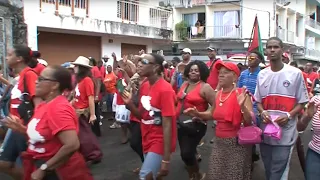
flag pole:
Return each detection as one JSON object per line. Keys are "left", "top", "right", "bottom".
{"left": 245, "top": 15, "right": 257, "bottom": 66}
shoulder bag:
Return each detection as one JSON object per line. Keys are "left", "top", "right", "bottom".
{"left": 17, "top": 70, "right": 35, "bottom": 125}
{"left": 236, "top": 89, "right": 262, "bottom": 145}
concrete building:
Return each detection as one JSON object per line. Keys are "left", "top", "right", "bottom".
{"left": 155, "top": 0, "right": 320, "bottom": 64}
{"left": 24, "top": 0, "right": 173, "bottom": 65}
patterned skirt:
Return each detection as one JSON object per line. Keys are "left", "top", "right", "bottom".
{"left": 207, "top": 137, "right": 252, "bottom": 180}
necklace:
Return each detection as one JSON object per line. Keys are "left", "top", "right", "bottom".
{"left": 219, "top": 88, "right": 235, "bottom": 106}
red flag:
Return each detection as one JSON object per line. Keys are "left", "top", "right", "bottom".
{"left": 248, "top": 16, "right": 264, "bottom": 61}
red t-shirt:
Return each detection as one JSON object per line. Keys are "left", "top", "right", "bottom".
{"left": 26, "top": 95, "right": 92, "bottom": 179}
{"left": 206, "top": 59, "right": 222, "bottom": 90}
{"left": 305, "top": 72, "right": 318, "bottom": 93}
{"left": 10, "top": 67, "right": 38, "bottom": 118}
{"left": 99, "top": 66, "right": 106, "bottom": 79}
{"left": 73, "top": 77, "right": 94, "bottom": 109}
{"left": 116, "top": 72, "right": 125, "bottom": 105}
{"left": 32, "top": 63, "right": 46, "bottom": 75}
{"left": 91, "top": 66, "right": 102, "bottom": 80}
{"left": 27, "top": 95, "right": 78, "bottom": 158}
{"left": 139, "top": 78, "right": 177, "bottom": 155}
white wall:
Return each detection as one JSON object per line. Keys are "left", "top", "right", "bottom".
{"left": 101, "top": 36, "right": 154, "bottom": 66}
{"left": 24, "top": 0, "right": 172, "bottom": 48}
{"left": 242, "top": 0, "right": 273, "bottom": 39}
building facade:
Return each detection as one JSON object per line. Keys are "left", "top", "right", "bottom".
{"left": 24, "top": 0, "right": 173, "bottom": 65}
{"left": 156, "top": 0, "right": 320, "bottom": 64}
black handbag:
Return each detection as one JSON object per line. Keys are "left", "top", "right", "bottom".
{"left": 177, "top": 84, "right": 201, "bottom": 135}
{"left": 17, "top": 71, "right": 35, "bottom": 125}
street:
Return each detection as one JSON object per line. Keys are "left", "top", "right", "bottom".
{"left": 0, "top": 120, "right": 310, "bottom": 180}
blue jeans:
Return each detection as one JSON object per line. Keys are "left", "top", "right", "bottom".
{"left": 260, "top": 143, "right": 293, "bottom": 180}
{"left": 139, "top": 152, "right": 162, "bottom": 179}
{"left": 305, "top": 148, "right": 320, "bottom": 180}
{"left": 0, "top": 129, "right": 25, "bottom": 166}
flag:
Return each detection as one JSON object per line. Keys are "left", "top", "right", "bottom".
{"left": 248, "top": 15, "right": 265, "bottom": 62}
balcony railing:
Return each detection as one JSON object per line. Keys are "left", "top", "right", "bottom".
{"left": 169, "top": 0, "right": 240, "bottom": 7}
{"left": 117, "top": 1, "right": 172, "bottom": 29}
{"left": 305, "top": 17, "right": 320, "bottom": 31}
{"left": 305, "top": 49, "right": 320, "bottom": 60}
{"left": 277, "top": 28, "right": 294, "bottom": 43}
{"left": 276, "top": 0, "right": 289, "bottom": 4}
{"left": 176, "top": 25, "right": 240, "bottom": 40}
{"left": 40, "top": 0, "right": 88, "bottom": 17}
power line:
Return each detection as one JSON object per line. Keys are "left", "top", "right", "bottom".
{"left": 221, "top": 0, "right": 269, "bottom": 13}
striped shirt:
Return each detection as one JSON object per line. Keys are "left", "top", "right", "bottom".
{"left": 254, "top": 64, "right": 309, "bottom": 146}
{"left": 309, "top": 95, "right": 320, "bottom": 154}
{"left": 238, "top": 67, "right": 260, "bottom": 113}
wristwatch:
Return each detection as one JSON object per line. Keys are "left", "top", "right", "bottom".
{"left": 285, "top": 112, "right": 291, "bottom": 119}
{"left": 40, "top": 164, "right": 48, "bottom": 171}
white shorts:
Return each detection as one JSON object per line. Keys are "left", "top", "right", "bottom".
{"left": 115, "top": 105, "right": 130, "bottom": 123}
{"left": 112, "top": 93, "right": 117, "bottom": 112}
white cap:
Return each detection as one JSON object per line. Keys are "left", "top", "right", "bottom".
{"left": 182, "top": 48, "right": 192, "bottom": 55}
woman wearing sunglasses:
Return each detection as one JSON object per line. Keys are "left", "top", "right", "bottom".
{"left": 122, "top": 54, "right": 176, "bottom": 180}
{"left": 5, "top": 66, "right": 93, "bottom": 180}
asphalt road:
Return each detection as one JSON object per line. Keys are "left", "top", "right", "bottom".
{"left": 0, "top": 119, "right": 311, "bottom": 180}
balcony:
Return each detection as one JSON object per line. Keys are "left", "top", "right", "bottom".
{"left": 170, "top": 0, "right": 240, "bottom": 7}
{"left": 304, "top": 48, "right": 320, "bottom": 61}
{"left": 277, "top": 28, "right": 295, "bottom": 43}
{"left": 31, "top": 0, "right": 173, "bottom": 40}
{"left": 40, "top": 0, "right": 88, "bottom": 17}
{"left": 117, "top": 1, "right": 172, "bottom": 30}
{"left": 305, "top": 17, "right": 320, "bottom": 36}
{"left": 176, "top": 25, "right": 240, "bottom": 41}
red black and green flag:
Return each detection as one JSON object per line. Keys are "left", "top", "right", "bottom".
{"left": 248, "top": 15, "right": 265, "bottom": 63}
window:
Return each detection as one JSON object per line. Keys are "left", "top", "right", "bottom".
{"left": 213, "top": 10, "right": 240, "bottom": 37}
{"left": 183, "top": 13, "right": 205, "bottom": 27}
{"left": 117, "top": 0, "right": 139, "bottom": 22}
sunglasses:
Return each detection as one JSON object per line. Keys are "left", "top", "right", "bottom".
{"left": 141, "top": 59, "right": 155, "bottom": 65}
{"left": 38, "top": 76, "right": 57, "bottom": 82}
{"left": 248, "top": 56, "right": 257, "bottom": 61}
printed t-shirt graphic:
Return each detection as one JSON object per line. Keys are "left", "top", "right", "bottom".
{"left": 139, "top": 78, "right": 177, "bottom": 155}
{"left": 73, "top": 77, "right": 95, "bottom": 109}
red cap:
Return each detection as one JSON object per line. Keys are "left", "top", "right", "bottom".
{"left": 282, "top": 52, "right": 289, "bottom": 58}
{"left": 216, "top": 62, "right": 241, "bottom": 77}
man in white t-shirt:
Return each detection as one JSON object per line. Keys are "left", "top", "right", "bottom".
{"left": 254, "top": 37, "right": 309, "bottom": 180}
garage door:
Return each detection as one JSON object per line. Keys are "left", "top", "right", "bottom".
{"left": 121, "top": 43, "right": 146, "bottom": 57}
{"left": 38, "top": 31, "right": 101, "bottom": 65}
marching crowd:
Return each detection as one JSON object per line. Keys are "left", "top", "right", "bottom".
{"left": 0, "top": 36, "right": 318, "bottom": 180}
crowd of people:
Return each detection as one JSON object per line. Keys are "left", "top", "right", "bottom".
{"left": 0, "top": 36, "right": 318, "bottom": 180}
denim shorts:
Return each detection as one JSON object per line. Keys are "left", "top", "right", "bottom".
{"left": 139, "top": 152, "right": 162, "bottom": 179}
{"left": 0, "top": 129, "right": 26, "bottom": 166}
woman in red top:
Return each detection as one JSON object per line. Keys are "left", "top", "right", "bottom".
{"left": 31, "top": 51, "right": 46, "bottom": 75}
{"left": 184, "top": 62, "right": 254, "bottom": 180}
{"left": 71, "top": 56, "right": 103, "bottom": 164}
{"left": 6, "top": 66, "right": 93, "bottom": 180}
{"left": 176, "top": 60, "right": 215, "bottom": 179}
{"left": 0, "top": 45, "right": 41, "bottom": 180}
{"left": 122, "top": 54, "right": 176, "bottom": 180}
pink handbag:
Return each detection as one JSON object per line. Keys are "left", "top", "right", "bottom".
{"left": 238, "top": 123, "right": 262, "bottom": 145}
{"left": 264, "top": 115, "right": 282, "bottom": 140}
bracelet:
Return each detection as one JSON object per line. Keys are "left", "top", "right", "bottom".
{"left": 162, "top": 160, "right": 170, "bottom": 164}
